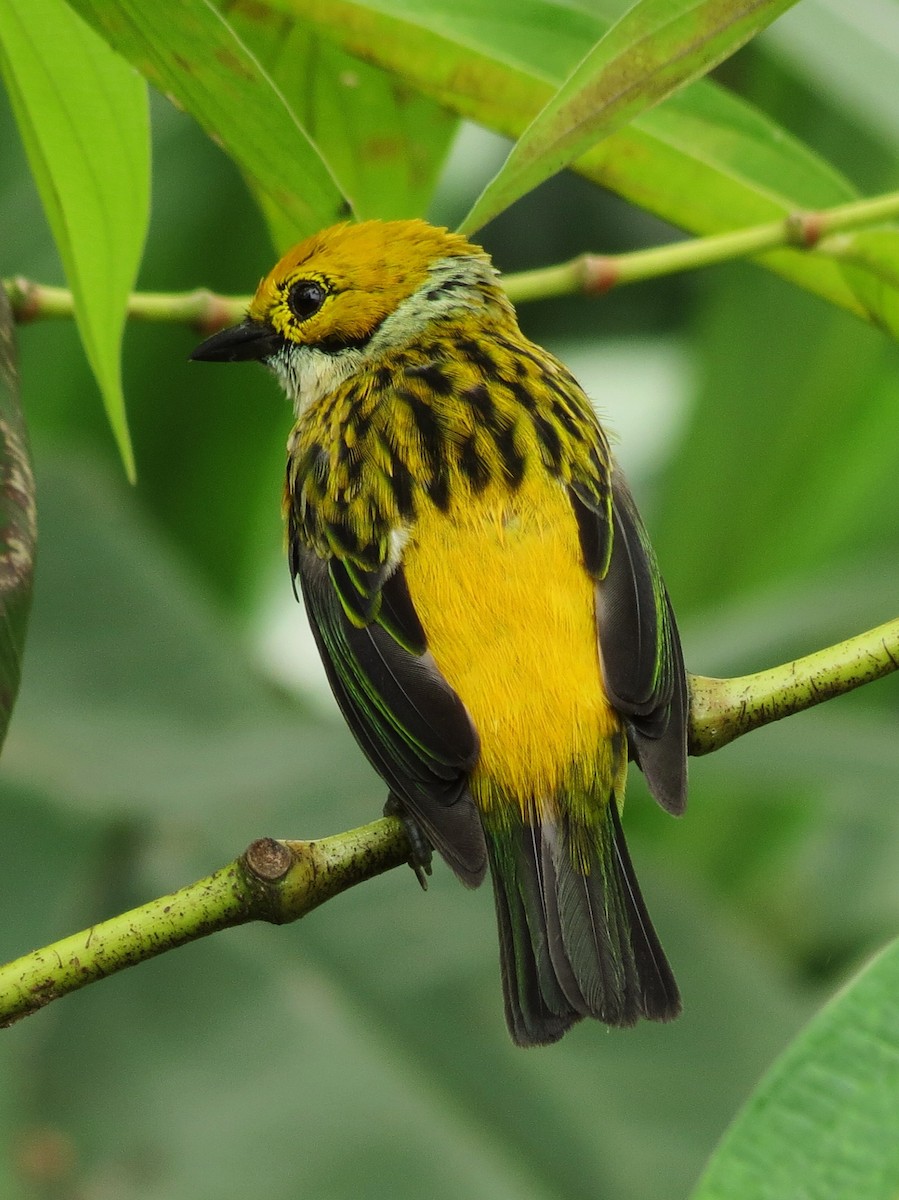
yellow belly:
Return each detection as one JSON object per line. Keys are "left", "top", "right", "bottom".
{"left": 401, "top": 472, "right": 623, "bottom": 821}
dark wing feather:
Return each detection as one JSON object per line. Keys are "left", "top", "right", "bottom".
{"left": 571, "top": 471, "right": 688, "bottom": 816}
{"left": 297, "top": 546, "right": 488, "bottom": 885}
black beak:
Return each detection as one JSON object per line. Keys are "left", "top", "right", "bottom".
{"left": 190, "top": 319, "right": 283, "bottom": 363}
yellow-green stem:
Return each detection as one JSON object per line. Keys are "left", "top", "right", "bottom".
{"left": 504, "top": 190, "right": 899, "bottom": 302}
{"left": 3, "top": 278, "right": 250, "bottom": 331}
{"left": 0, "top": 821, "right": 410, "bottom": 1027}
{"left": 689, "top": 616, "right": 899, "bottom": 755}
{"left": 1, "top": 614, "right": 897, "bottom": 1028}
{"left": 5, "top": 188, "right": 899, "bottom": 325}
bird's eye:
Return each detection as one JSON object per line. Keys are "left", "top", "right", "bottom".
{"left": 287, "top": 280, "right": 327, "bottom": 322}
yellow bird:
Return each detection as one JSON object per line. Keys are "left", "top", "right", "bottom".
{"left": 192, "top": 219, "right": 688, "bottom": 1046}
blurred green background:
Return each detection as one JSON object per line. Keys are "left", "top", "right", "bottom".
{"left": 2, "top": 3, "right": 899, "bottom": 1197}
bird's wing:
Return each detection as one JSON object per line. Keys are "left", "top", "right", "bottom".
{"left": 293, "top": 542, "right": 488, "bottom": 885}
{"left": 570, "top": 470, "right": 688, "bottom": 815}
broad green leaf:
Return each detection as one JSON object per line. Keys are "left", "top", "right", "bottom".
{"left": 826, "top": 227, "right": 899, "bottom": 340}
{"left": 0, "top": 0, "right": 148, "bottom": 478}
{"left": 0, "top": 290, "right": 35, "bottom": 754}
{"left": 281, "top": 0, "right": 866, "bottom": 316}
{"left": 67, "top": 0, "right": 353, "bottom": 250}
{"left": 223, "top": 0, "right": 458, "bottom": 245}
{"left": 460, "top": 0, "right": 799, "bottom": 234}
{"left": 692, "top": 938, "right": 899, "bottom": 1200}
{"left": 0, "top": 83, "right": 293, "bottom": 615}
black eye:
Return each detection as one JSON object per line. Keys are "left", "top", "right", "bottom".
{"left": 287, "top": 279, "right": 326, "bottom": 322}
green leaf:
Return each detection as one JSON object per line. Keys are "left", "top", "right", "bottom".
{"left": 692, "top": 938, "right": 899, "bottom": 1200}
{"left": 0, "top": 0, "right": 149, "bottom": 479}
{"left": 67, "top": 0, "right": 353, "bottom": 251}
{"left": 826, "top": 227, "right": 899, "bottom": 340}
{"left": 222, "top": 2, "right": 458, "bottom": 245}
{"left": 0, "top": 290, "right": 35, "bottom": 754}
{"left": 460, "top": 0, "right": 800, "bottom": 233}
{"left": 285, "top": 0, "right": 862, "bottom": 315}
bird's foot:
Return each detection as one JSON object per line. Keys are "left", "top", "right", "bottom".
{"left": 384, "top": 794, "right": 433, "bottom": 891}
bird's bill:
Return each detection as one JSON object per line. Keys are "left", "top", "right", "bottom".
{"left": 190, "top": 319, "right": 283, "bottom": 363}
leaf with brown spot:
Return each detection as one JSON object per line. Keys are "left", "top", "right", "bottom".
{"left": 66, "top": 0, "right": 352, "bottom": 247}
{"left": 461, "top": 0, "right": 801, "bottom": 233}
{"left": 220, "top": 1, "right": 458, "bottom": 240}
{"left": 289, "top": 0, "right": 862, "bottom": 319}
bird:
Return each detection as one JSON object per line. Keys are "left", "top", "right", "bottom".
{"left": 191, "top": 218, "right": 688, "bottom": 1046}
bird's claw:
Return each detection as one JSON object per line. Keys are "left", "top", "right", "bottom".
{"left": 384, "top": 794, "right": 433, "bottom": 891}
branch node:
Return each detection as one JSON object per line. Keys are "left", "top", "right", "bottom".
{"left": 10, "top": 277, "right": 40, "bottom": 323}
{"left": 196, "top": 290, "right": 243, "bottom": 335}
{"left": 242, "top": 837, "right": 293, "bottom": 883}
{"left": 786, "top": 211, "right": 824, "bottom": 250}
{"left": 581, "top": 254, "right": 619, "bottom": 295}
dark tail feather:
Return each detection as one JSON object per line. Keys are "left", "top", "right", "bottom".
{"left": 488, "top": 802, "right": 679, "bottom": 1047}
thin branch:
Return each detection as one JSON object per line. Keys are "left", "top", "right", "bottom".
{"left": 5, "top": 189, "right": 899, "bottom": 326}
{"left": 1, "top": 614, "right": 897, "bottom": 1027}
{"left": 689, "top": 616, "right": 899, "bottom": 755}
{"left": 503, "top": 190, "right": 899, "bottom": 301}
{"left": 0, "top": 821, "right": 409, "bottom": 1027}
{"left": 3, "top": 279, "right": 250, "bottom": 332}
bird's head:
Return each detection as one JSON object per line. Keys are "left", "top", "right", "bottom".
{"left": 191, "top": 219, "right": 512, "bottom": 411}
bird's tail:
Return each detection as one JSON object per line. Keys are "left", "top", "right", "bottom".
{"left": 487, "top": 799, "right": 680, "bottom": 1047}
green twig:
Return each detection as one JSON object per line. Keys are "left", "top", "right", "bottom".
{"left": 504, "top": 190, "right": 899, "bottom": 302}
{"left": 5, "top": 189, "right": 899, "bottom": 326}
{"left": 0, "top": 821, "right": 409, "bottom": 1027}
{"left": 1, "top": 615, "right": 897, "bottom": 1028}
{"left": 688, "top": 616, "right": 899, "bottom": 756}
{"left": 3, "top": 278, "right": 250, "bottom": 332}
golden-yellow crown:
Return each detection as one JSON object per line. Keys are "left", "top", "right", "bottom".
{"left": 248, "top": 219, "right": 492, "bottom": 347}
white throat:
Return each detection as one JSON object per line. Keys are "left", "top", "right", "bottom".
{"left": 271, "top": 252, "right": 509, "bottom": 416}
{"left": 270, "top": 344, "right": 365, "bottom": 416}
